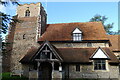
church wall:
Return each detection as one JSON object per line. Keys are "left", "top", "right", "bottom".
{"left": 52, "top": 71, "right": 62, "bottom": 80}
{"left": 113, "top": 52, "right": 120, "bottom": 58}
{"left": 52, "top": 42, "right": 109, "bottom": 48}
{"left": 10, "top": 17, "right": 40, "bottom": 73}
{"left": 7, "top": 2, "right": 47, "bottom": 74}
{"left": 29, "top": 70, "right": 38, "bottom": 80}
{"left": 20, "top": 61, "right": 119, "bottom": 79}
{"left": 22, "top": 64, "right": 29, "bottom": 77}
{"left": 68, "top": 63, "right": 119, "bottom": 79}
{"left": 17, "top": 3, "right": 41, "bottom": 17}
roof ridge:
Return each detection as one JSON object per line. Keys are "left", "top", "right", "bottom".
{"left": 47, "top": 21, "right": 102, "bottom": 25}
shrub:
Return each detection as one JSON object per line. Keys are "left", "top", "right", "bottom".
{"left": 1, "top": 72, "right": 28, "bottom": 80}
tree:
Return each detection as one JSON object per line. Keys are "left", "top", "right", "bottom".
{"left": 0, "top": 0, "right": 19, "bottom": 52}
{"left": 110, "top": 30, "right": 120, "bottom": 35}
{"left": 89, "top": 14, "right": 114, "bottom": 34}
{"left": 0, "top": 0, "right": 19, "bottom": 73}
{"left": 0, "top": 0, "right": 18, "bottom": 34}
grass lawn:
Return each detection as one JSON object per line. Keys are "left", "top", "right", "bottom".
{"left": 1, "top": 72, "right": 28, "bottom": 80}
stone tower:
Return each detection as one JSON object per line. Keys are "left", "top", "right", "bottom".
{"left": 4, "top": 2, "right": 47, "bottom": 72}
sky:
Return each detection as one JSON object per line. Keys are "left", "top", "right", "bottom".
{"left": 44, "top": 2, "right": 118, "bottom": 32}
{"left": 0, "top": 0, "right": 119, "bottom": 33}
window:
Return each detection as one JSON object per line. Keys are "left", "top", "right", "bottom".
{"left": 87, "top": 43, "right": 92, "bottom": 47}
{"left": 25, "top": 10, "right": 30, "bottom": 17}
{"left": 94, "top": 60, "right": 106, "bottom": 70}
{"left": 73, "top": 33, "right": 82, "bottom": 41}
{"left": 23, "top": 34, "right": 26, "bottom": 39}
{"left": 72, "top": 28, "right": 82, "bottom": 41}
{"left": 76, "top": 64, "right": 80, "bottom": 71}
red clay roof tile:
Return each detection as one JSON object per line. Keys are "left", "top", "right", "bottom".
{"left": 20, "top": 47, "right": 118, "bottom": 64}
{"left": 38, "top": 22, "right": 108, "bottom": 41}
{"left": 108, "top": 35, "right": 120, "bottom": 51}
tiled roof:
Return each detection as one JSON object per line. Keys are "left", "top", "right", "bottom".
{"left": 57, "top": 48, "right": 118, "bottom": 63}
{"left": 38, "top": 22, "right": 108, "bottom": 41}
{"left": 108, "top": 35, "right": 120, "bottom": 51}
{"left": 20, "top": 47, "right": 118, "bottom": 64}
{"left": 19, "top": 46, "right": 38, "bottom": 63}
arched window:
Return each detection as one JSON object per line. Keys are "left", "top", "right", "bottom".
{"left": 72, "top": 28, "right": 82, "bottom": 41}
{"left": 25, "top": 10, "right": 30, "bottom": 17}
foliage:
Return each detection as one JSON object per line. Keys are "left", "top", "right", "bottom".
{"left": 1, "top": 72, "right": 28, "bottom": 80}
{"left": 89, "top": 14, "right": 114, "bottom": 34}
{"left": 110, "top": 30, "right": 120, "bottom": 35}
{"left": 0, "top": 12, "right": 11, "bottom": 34}
{"left": 0, "top": 0, "right": 19, "bottom": 54}
{"left": 0, "top": 0, "right": 19, "bottom": 34}
{"left": 0, "top": 0, "right": 18, "bottom": 6}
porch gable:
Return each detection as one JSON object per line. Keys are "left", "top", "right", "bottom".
{"left": 31, "top": 40, "right": 63, "bottom": 62}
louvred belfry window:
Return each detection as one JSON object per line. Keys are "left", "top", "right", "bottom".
{"left": 72, "top": 28, "right": 82, "bottom": 41}
{"left": 25, "top": 9, "right": 30, "bottom": 17}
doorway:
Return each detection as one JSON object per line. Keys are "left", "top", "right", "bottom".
{"left": 39, "top": 62, "right": 52, "bottom": 80}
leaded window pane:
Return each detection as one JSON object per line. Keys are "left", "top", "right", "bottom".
{"left": 94, "top": 60, "right": 106, "bottom": 70}
{"left": 73, "top": 33, "right": 82, "bottom": 41}
{"left": 76, "top": 64, "right": 80, "bottom": 71}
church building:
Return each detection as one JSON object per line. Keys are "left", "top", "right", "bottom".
{"left": 4, "top": 2, "right": 119, "bottom": 80}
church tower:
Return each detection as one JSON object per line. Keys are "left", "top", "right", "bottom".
{"left": 17, "top": 2, "right": 47, "bottom": 38}
{"left": 4, "top": 2, "right": 47, "bottom": 73}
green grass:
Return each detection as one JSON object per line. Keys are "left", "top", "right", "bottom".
{"left": 1, "top": 72, "right": 28, "bottom": 80}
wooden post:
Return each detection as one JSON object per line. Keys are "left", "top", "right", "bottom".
{"left": 50, "top": 52, "right": 52, "bottom": 59}
{"left": 52, "top": 62, "right": 54, "bottom": 71}
{"left": 37, "top": 62, "right": 40, "bottom": 79}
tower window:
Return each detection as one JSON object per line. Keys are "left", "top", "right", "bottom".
{"left": 72, "top": 28, "right": 82, "bottom": 41}
{"left": 25, "top": 10, "right": 30, "bottom": 17}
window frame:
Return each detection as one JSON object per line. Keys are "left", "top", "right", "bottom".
{"left": 94, "top": 60, "right": 106, "bottom": 70}
{"left": 73, "top": 33, "right": 82, "bottom": 41}
{"left": 76, "top": 64, "right": 80, "bottom": 71}
{"left": 87, "top": 43, "right": 92, "bottom": 47}
{"left": 72, "top": 28, "right": 82, "bottom": 41}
